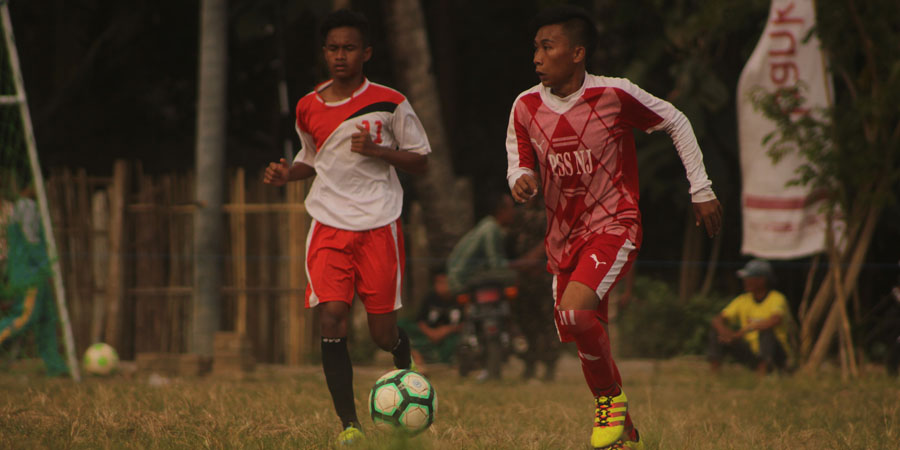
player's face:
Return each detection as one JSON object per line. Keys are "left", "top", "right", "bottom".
{"left": 533, "top": 24, "right": 581, "bottom": 91}
{"left": 323, "top": 26, "right": 371, "bottom": 82}
{"left": 742, "top": 276, "right": 768, "bottom": 300}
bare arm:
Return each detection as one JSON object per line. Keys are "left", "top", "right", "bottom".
{"left": 712, "top": 314, "right": 738, "bottom": 343}
{"left": 739, "top": 314, "right": 783, "bottom": 334}
{"left": 351, "top": 124, "right": 428, "bottom": 175}
{"left": 263, "top": 158, "right": 315, "bottom": 186}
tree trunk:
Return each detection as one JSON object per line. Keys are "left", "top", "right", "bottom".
{"left": 383, "top": 0, "right": 472, "bottom": 261}
{"left": 698, "top": 226, "right": 722, "bottom": 298}
{"left": 678, "top": 210, "right": 703, "bottom": 302}
{"left": 192, "top": 0, "right": 227, "bottom": 357}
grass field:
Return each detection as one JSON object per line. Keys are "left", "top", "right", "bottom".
{"left": 1, "top": 354, "right": 898, "bottom": 449}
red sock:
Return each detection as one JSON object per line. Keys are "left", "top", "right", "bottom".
{"left": 611, "top": 358, "right": 635, "bottom": 433}
{"left": 557, "top": 310, "right": 619, "bottom": 397}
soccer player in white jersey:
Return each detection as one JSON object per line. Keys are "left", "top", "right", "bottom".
{"left": 506, "top": 6, "right": 722, "bottom": 449}
{"left": 263, "top": 9, "right": 429, "bottom": 445}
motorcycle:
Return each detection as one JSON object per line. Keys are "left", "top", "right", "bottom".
{"left": 455, "top": 283, "right": 519, "bottom": 381}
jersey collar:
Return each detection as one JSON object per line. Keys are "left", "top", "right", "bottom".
{"left": 315, "top": 78, "right": 371, "bottom": 107}
{"left": 538, "top": 71, "right": 588, "bottom": 114}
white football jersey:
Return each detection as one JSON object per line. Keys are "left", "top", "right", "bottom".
{"left": 294, "top": 79, "right": 431, "bottom": 231}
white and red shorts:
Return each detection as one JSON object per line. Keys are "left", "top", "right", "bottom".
{"left": 553, "top": 233, "right": 637, "bottom": 342}
{"left": 305, "top": 218, "right": 405, "bottom": 314}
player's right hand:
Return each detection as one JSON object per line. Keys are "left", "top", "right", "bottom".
{"left": 263, "top": 158, "right": 291, "bottom": 186}
{"left": 511, "top": 173, "right": 539, "bottom": 203}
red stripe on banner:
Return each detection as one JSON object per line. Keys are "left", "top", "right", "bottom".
{"left": 744, "top": 196, "right": 806, "bottom": 209}
{"left": 744, "top": 190, "right": 828, "bottom": 210}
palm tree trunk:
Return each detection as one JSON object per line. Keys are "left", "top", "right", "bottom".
{"left": 192, "top": 0, "right": 227, "bottom": 357}
{"left": 384, "top": 0, "right": 472, "bottom": 260}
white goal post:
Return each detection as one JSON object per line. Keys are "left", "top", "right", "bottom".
{"left": 1, "top": 1, "right": 81, "bottom": 382}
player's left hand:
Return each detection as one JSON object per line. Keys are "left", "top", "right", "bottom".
{"left": 351, "top": 124, "right": 382, "bottom": 157}
{"left": 693, "top": 198, "right": 722, "bottom": 238}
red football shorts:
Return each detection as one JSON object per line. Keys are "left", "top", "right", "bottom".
{"left": 553, "top": 233, "right": 637, "bottom": 342}
{"left": 305, "top": 218, "right": 405, "bottom": 314}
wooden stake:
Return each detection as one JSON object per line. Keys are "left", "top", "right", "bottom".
{"left": 105, "top": 160, "right": 128, "bottom": 354}
{"left": 286, "top": 181, "right": 307, "bottom": 365}
{"left": 90, "top": 189, "right": 108, "bottom": 345}
{"left": 231, "top": 168, "right": 248, "bottom": 335}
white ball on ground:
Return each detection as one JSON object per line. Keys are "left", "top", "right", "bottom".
{"left": 82, "top": 342, "right": 119, "bottom": 376}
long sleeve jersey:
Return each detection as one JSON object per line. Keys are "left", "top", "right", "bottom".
{"left": 506, "top": 73, "right": 716, "bottom": 274}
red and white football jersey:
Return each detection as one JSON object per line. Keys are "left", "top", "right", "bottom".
{"left": 506, "top": 74, "right": 716, "bottom": 274}
{"left": 294, "top": 79, "right": 431, "bottom": 231}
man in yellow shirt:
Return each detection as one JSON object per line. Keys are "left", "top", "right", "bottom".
{"left": 709, "top": 259, "right": 792, "bottom": 374}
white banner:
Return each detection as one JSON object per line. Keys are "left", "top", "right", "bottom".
{"left": 737, "top": 0, "right": 834, "bottom": 259}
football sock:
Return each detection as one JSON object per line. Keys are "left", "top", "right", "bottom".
{"left": 321, "top": 337, "right": 358, "bottom": 427}
{"left": 391, "top": 328, "right": 411, "bottom": 370}
{"left": 557, "top": 309, "right": 620, "bottom": 397}
{"left": 612, "top": 357, "right": 635, "bottom": 432}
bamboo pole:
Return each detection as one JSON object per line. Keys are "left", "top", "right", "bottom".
{"left": 1, "top": 5, "right": 80, "bottom": 381}
{"left": 134, "top": 172, "right": 157, "bottom": 354}
{"left": 90, "top": 190, "right": 108, "bottom": 344}
{"left": 286, "top": 181, "right": 307, "bottom": 364}
{"left": 230, "top": 169, "right": 248, "bottom": 335}
{"left": 62, "top": 169, "right": 83, "bottom": 350}
{"left": 160, "top": 175, "right": 173, "bottom": 352}
{"left": 105, "top": 160, "right": 128, "bottom": 354}
{"left": 838, "top": 301, "right": 858, "bottom": 377}
{"left": 256, "top": 172, "right": 275, "bottom": 362}
{"left": 798, "top": 254, "right": 820, "bottom": 323}
{"left": 76, "top": 169, "right": 92, "bottom": 353}
{"left": 803, "top": 200, "right": 882, "bottom": 371}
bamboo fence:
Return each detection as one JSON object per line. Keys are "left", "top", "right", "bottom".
{"left": 43, "top": 160, "right": 324, "bottom": 364}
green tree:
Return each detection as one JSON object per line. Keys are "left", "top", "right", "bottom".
{"left": 752, "top": 0, "right": 900, "bottom": 374}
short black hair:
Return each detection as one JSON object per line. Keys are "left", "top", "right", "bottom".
{"left": 531, "top": 5, "right": 598, "bottom": 60}
{"left": 320, "top": 8, "right": 370, "bottom": 46}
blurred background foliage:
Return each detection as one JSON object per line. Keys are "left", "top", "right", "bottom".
{"left": 616, "top": 276, "right": 729, "bottom": 358}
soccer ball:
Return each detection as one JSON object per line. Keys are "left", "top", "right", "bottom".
{"left": 82, "top": 342, "right": 119, "bottom": 376}
{"left": 368, "top": 369, "right": 437, "bottom": 434}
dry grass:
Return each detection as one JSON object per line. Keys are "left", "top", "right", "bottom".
{"left": 0, "top": 355, "right": 898, "bottom": 449}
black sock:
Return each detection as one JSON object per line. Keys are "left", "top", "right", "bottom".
{"left": 391, "top": 328, "right": 411, "bottom": 370}
{"left": 321, "top": 337, "right": 358, "bottom": 428}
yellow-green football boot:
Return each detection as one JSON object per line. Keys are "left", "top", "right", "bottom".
{"left": 591, "top": 389, "right": 628, "bottom": 448}
{"left": 337, "top": 424, "right": 364, "bottom": 446}
{"left": 597, "top": 428, "right": 644, "bottom": 450}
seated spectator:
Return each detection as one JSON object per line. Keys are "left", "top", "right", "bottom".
{"left": 399, "top": 272, "right": 463, "bottom": 375}
{"left": 709, "top": 259, "right": 793, "bottom": 375}
{"left": 446, "top": 193, "right": 518, "bottom": 295}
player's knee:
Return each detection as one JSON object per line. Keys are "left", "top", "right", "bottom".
{"left": 319, "top": 307, "right": 349, "bottom": 336}
{"left": 556, "top": 309, "right": 601, "bottom": 337}
{"left": 370, "top": 328, "right": 397, "bottom": 351}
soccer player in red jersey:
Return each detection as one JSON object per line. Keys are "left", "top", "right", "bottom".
{"left": 264, "top": 9, "right": 429, "bottom": 445}
{"left": 506, "top": 6, "right": 722, "bottom": 449}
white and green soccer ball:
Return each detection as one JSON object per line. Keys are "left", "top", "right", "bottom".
{"left": 368, "top": 369, "right": 437, "bottom": 434}
{"left": 82, "top": 342, "right": 119, "bottom": 376}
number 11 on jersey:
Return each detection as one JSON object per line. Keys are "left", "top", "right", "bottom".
{"left": 361, "top": 120, "right": 383, "bottom": 144}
